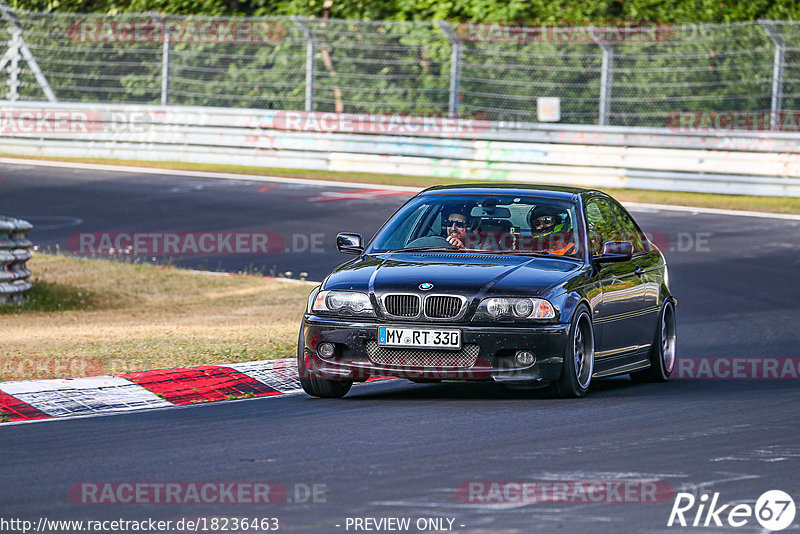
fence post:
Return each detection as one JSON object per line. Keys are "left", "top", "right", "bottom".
{"left": 294, "top": 17, "right": 315, "bottom": 112}
{"left": 0, "top": 2, "right": 56, "bottom": 102}
{"left": 3, "top": 31, "right": 20, "bottom": 101}
{"left": 591, "top": 27, "right": 613, "bottom": 126}
{"left": 759, "top": 20, "right": 784, "bottom": 131}
{"left": 437, "top": 21, "right": 461, "bottom": 118}
{"left": 161, "top": 16, "right": 171, "bottom": 106}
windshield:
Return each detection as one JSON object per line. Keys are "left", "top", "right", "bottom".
{"left": 368, "top": 193, "right": 582, "bottom": 258}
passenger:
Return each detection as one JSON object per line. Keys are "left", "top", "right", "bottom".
{"left": 528, "top": 205, "right": 576, "bottom": 256}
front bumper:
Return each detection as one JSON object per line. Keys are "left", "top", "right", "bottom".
{"left": 301, "top": 315, "right": 570, "bottom": 387}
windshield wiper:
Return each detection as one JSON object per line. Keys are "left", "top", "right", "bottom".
{"left": 385, "top": 246, "right": 458, "bottom": 253}
{"left": 457, "top": 250, "right": 575, "bottom": 259}
{"left": 498, "top": 250, "right": 579, "bottom": 259}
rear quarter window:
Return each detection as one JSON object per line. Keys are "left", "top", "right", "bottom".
{"left": 608, "top": 201, "right": 649, "bottom": 253}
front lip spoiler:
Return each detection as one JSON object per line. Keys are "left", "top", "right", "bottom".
{"left": 310, "top": 356, "right": 565, "bottom": 382}
{"left": 491, "top": 375, "right": 549, "bottom": 389}
{"left": 314, "top": 359, "right": 494, "bottom": 380}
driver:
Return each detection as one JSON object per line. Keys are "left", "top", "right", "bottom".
{"left": 528, "top": 205, "right": 576, "bottom": 256}
{"left": 444, "top": 210, "right": 470, "bottom": 249}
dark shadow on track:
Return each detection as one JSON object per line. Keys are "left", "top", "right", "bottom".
{"left": 336, "top": 375, "right": 800, "bottom": 401}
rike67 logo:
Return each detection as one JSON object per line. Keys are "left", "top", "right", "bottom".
{"left": 668, "top": 490, "right": 796, "bottom": 531}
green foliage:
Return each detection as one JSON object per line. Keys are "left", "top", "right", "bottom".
{"left": 7, "top": 0, "right": 800, "bottom": 22}
{"left": 5, "top": 3, "right": 799, "bottom": 127}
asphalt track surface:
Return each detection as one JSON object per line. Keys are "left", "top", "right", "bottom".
{"left": 1, "top": 161, "right": 800, "bottom": 533}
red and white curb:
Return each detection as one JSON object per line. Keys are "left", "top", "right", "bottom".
{"left": 0, "top": 358, "right": 387, "bottom": 424}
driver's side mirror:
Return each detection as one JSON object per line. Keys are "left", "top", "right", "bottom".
{"left": 593, "top": 241, "right": 633, "bottom": 263}
{"left": 336, "top": 233, "right": 364, "bottom": 255}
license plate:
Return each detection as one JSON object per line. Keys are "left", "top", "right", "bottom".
{"left": 377, "top": 326, "right": 461, "bottom": 349}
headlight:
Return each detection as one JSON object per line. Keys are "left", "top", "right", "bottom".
{"left": 474, "top": 297, "right": 555, "bottom": 321}
{"left": 312, "top": 290, "right": 375, "bottom": 317}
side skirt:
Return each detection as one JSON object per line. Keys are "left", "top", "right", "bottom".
{"left": 593, "top": 346, "right": 651, "bottom": 378}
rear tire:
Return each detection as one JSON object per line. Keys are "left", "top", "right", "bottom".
{"left": 297, "top": 320, "right": 353, "bottom": 398}
{"left": 631, "top": 300, "right": 676, "bottom": 383}
{"left": 551, "top": 306, "right": 594, "bottom": 398}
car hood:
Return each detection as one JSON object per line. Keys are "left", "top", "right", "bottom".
{"left": 323, "top": 252, "right": 582, "bottom": 298}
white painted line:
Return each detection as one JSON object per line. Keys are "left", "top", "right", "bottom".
{"left": 308, "top": 188, "right": 412, "bottom": 202}
{"left": 3, "top": 156, "right": 797, "bottom": 220}
{"left": 0, "top": 157, "right": 422, "bottom": 193}
{"left": 624, "top": 202, "right": 800, "bottom": 221}
{"left": 186, "top": 269, "right": 319, "bottom": 284}
{"left": 271, "top": 277, "right": 319, "bottom": 285}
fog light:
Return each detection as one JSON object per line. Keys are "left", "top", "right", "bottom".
{"left": 515, "top": 350, "right": 535, "bottom": 366}
{"left": 318, "top": 342, "right": 336, "bottom": 358}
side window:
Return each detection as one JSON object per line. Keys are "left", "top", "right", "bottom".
{"left": 609, "top": 201, "right": 647, "bottom": 253}
{"left": 585, "top": 198, "right": 620, "bottom": 255}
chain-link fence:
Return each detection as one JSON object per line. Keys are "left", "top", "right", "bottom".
{"left": 2, "top": 6, "right": 800, "bottom": 128}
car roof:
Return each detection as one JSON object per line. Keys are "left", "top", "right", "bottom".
{"left": 418, "top": 183, "right": 597, "bottom": 200}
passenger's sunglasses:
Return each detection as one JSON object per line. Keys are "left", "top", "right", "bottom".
{"left": 444, "top": 219, "right": 466, "bottom": 228}
{"left": 533, "top": 215, "right": 556, "bottom": 227}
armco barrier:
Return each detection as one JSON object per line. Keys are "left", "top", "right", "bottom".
{"left": 0, "top": 216, "right": 33, "bottom": 305}
{"left": 2, "top": 102, "right": 800, "bottom": 196}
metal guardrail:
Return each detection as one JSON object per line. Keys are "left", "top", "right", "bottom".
{"left": 4, "top": 101, "right": 800, "bottom": 152}
{"left": 2, "top": 102, "right": 800, "bottom": 196}
{"left": 0, "top": 216, "right": 33, "bottom": 305}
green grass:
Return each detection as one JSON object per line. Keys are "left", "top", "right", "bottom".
{"left": 0, "top": 280, "right": 99, "bottom": 314}
{"left": 1, "top": 253, "right": 311, "bottom": 381}
{"left": 3, "top": 153, "right": 800, "bottom": 215}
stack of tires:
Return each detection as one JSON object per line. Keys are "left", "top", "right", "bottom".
{"left": 0, "top": 216, "right": 33, "bottom": 306}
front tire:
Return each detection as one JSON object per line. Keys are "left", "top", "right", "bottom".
{"left": 631, "top": 300, "right": 676, "bottom": 383}
{"left": 297, "top": 321, "right": 353, "bottom": 398}
{"left": 551, "top": 306, "right": 595, "bottom": 398}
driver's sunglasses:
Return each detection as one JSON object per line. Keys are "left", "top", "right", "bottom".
{"left": 444, "top": 219, "right": 466, "bottom": 228}
{"left": 533, "top": 215, "right": 556, "bottom": 228}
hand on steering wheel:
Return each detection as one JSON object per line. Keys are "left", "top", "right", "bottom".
{"left": 447, "top": 234, "right": 465, "bottom": 249}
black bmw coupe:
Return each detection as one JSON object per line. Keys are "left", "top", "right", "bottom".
{"left": 298, "top": 184, "right": 676, "bottom": 398}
